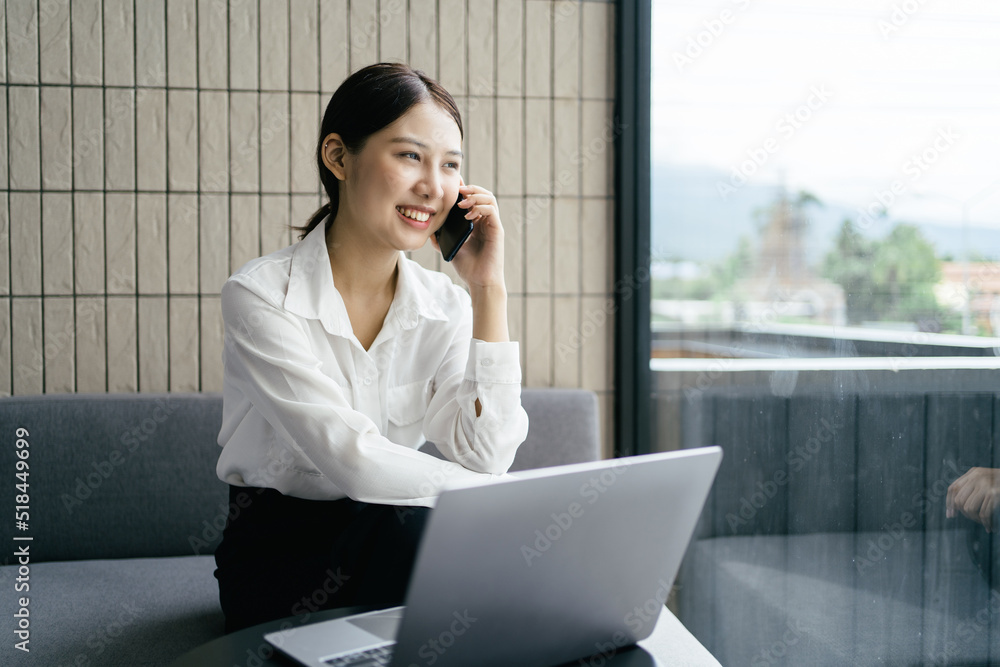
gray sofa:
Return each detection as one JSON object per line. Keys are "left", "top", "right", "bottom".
{"left": 0, "top": 388, "right": 600, "bottom": 666}
{"left": 677, "top": 388, "right": 1000, "bottom": 666}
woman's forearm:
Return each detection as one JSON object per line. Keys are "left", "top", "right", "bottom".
{"left": 469, "top": 284, "right": 510, "bottom": 417}
{"left": 470, "top": 284, "right": 510, "bottom": 343}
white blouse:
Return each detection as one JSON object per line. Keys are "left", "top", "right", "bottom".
{"left": 215, "top": 219, "right": 529, "bottom": 507}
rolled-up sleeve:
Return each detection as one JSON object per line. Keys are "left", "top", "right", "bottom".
{"left": 219, "top": 277, "right": 503, "bottom": 507}
{"left": 423, "top": 312, "right": 530, "bottom": 474}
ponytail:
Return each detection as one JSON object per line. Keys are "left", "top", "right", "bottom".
{"left": 296, "top": 200, "right": 335, "bottom": 240}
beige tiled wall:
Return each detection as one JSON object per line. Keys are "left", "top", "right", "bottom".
{"left": 1, "top": 0, "right": 617, "bottom": 456}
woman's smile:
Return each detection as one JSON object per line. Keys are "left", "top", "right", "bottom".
{"left": 395, "top": 205, "right": 434, "bottom": 230}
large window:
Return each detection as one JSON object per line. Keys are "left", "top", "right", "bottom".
{"left": 652, "top": 1, "right": 1000, "bottom": 343}
{"left": 650, "top": 2, "right": 1000, "bottom": 664}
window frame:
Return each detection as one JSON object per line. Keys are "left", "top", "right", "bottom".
{"left": 613, "top": 0, "right": 653, "bottom": 457}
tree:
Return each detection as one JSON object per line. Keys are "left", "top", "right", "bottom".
{"left": 822, "top": 220, "right": 951, "bottom": 330}
{"left": 871, "top": 224, "right": 941, "bottom": 324}
{"left": 822, "top": 219, "right": 878, "bottom": 323}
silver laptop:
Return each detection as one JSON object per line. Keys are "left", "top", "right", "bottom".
{"left": 264, "top": 446, "right": 722, "bottom": 667}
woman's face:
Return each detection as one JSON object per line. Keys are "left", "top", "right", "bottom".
{"left": 335, "top": 101, "right": 464, "bottom": 253}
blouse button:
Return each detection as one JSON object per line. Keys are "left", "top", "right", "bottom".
{"left": 481, "top": 358, "right": 493, "bottom": 367}
{"left": 364, "top": 377, "right": 373, "bottom": 386}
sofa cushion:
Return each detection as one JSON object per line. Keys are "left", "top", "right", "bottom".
{"left": 679, "top": 529, "right": 999, "bottom": 666}
{"left": 0, "top": 555, "right": 223, "bottom": 666}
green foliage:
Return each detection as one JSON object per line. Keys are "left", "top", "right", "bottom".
{"left": 822, "top": 219, "right": 953, "bottom": 330}
{"left": 794, "top": 190, "right": 822, "bottom": 209}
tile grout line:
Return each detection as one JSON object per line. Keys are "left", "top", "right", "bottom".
{"left": 35, "top": 0, "right": 46, "bottom": 394}
{"left": 132, "top": 0, "right": 140, "bottom": 392}
{"left": 68, "top": 0, "right": 77, "bottom": 394}
{"left": 101, "top": 0, "right": 109, "bottom": 394}
{"left": 163, "top": 0, "right": 171, "bottom": 392}
{"left": 3, "top": 1, "right": 10, "bottom": 395}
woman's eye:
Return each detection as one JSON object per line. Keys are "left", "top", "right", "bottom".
{"left": 401, "top": 152, "right": 459, "bottom": 170}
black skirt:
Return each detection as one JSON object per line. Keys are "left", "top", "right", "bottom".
{"left": 213, "top": 485, "right": 431, "bottom": 633}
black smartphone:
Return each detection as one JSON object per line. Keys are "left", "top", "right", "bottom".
{"left": 435, "top": 193, "right": 474, "bottom": 262}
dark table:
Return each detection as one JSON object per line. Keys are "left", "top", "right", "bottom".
{"left": 170, "top": 605, "right": 719, "bottom": 666}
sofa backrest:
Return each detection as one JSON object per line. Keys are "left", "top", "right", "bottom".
{"left": 0, "top": 388, "right": 600, "bottom": 563}
{"left": 1, "top": 393, "right": 227, "bottom": 563}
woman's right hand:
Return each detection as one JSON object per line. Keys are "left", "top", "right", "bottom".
{"left": 947, "top": 467, "right": 1000, "bottom": 531}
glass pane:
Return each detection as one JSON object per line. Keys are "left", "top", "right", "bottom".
{"left": 650, "top": 2, "right": 1000, "bottom": 665}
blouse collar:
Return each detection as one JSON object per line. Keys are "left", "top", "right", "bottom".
{"left": 283, "top": 216, "right": 451, "bottom": 340}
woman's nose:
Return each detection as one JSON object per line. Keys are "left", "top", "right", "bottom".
{"left": 415, "top": 168, "right": 445, "bottom": 200}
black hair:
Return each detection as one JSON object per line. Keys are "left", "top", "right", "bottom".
{"left": 293, "top": 62, "right": 464, "bottom": 239}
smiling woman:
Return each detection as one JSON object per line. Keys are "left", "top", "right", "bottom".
{"left": 211, "top": 62, "right": 528, "bottom": 633}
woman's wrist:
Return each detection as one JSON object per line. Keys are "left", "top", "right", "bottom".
{"left": 470, "top": 282, "right": 507, "bottom": 303}
{"left": 470, "top": 284, "right": 509, "bottom": 343}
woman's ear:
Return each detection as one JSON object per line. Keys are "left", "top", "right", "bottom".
{"left": 321, "top": 133, "right": 349, "bottom": 181}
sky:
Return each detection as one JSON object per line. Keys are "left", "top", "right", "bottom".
{"left": 651, "top": 0, "right": 1000, "bottom": 229}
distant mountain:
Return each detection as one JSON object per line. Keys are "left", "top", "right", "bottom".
{"left": 651, "top": 162, "right": 1000, "bottom": 265}
{"left": 910, "top": 225, "right": 1000, "bottom": 262}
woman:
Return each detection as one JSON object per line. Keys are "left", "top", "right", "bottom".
{"left": 213, "top": 63, "right": 529, "bottom": 632}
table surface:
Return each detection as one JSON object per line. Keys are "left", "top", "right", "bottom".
{"left": 170, "top": 605, "right": 721, "bottom": 667}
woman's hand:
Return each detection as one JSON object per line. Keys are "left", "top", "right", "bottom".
{"left": 947, "top": 467, "right": 1000, "bottom": 531}
{"left": 429, "top": 178, "right": 509, "bottom": 347}
{"left": 431, "top": 178, "right": 506, "bottom": 292}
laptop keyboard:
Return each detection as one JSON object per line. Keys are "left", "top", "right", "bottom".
{"left": 322, "top": 644, "right": 394, "bottom": 666}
